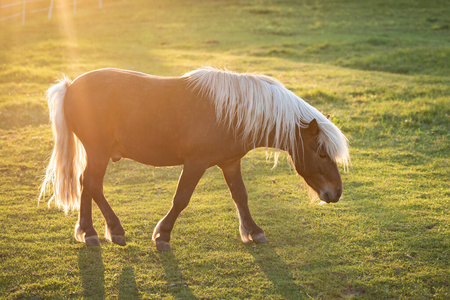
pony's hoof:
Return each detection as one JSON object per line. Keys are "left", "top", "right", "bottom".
{"left": 155, "top": 240, "right": 172, "bottom": 252}
{"left": 75, "top": 223, "right": 99, "bottom": 246}
{"left": 106, "top": 234, "right": 126, "bottom": 246}
{"left": 250, "top": 233, "right": 268, "bottom": 244}
{"left": 85, "top": 235, "right": 101, "bottom": 246}
{"left": 105, "top": 225, "right": 126, "bottom": 246}
{"left": 239, "top": 225, "right": 267, "bottom": 244}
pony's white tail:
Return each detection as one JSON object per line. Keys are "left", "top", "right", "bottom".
{"left": 39, "top": 77, "right": 87, "bottom": 214}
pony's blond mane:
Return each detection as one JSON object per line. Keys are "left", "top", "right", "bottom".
{"left": 183, "top": 67, "right": 349, "bottom": 167}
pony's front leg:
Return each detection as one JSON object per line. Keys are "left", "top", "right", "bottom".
{"left": 152, "top": 162, "right": 207, "bottom": 251}
{"left": 74, "top": 188, "right": 100, "bottom": 246}
{"left": 219, "top": 159, "right": 267, "bottom": 244}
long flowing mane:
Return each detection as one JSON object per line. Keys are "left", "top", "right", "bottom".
{"left": 183, "top": 67, "right": 349, "bottom": 167}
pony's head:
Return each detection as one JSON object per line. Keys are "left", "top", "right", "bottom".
{"left": 290, "top": 119, "right": 345, "bottom": 203}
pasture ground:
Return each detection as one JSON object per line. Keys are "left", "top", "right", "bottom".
{"left": 0, "top": 0, "right": 449, "bottom": 299}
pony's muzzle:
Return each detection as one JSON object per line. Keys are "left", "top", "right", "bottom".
{"left": 320, "top": 187, "right": 342, "bottom": 203}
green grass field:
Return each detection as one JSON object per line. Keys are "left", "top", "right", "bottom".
{"left": 1, "top": 0, "right": 449, "bottom": 298}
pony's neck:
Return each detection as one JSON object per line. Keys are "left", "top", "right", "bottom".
{"left": 253, "top": 126, "right": 293, "bottom": 153}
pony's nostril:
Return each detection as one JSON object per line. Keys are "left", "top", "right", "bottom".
{"left": 323, "top": 192, "right": 331, "bottom": 203}
{"left": 322, "top": 189, "right": 341, "bottom": 203}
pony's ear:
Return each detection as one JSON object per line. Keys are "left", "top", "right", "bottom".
{"left": 305, "top": 119, "right": 319, "bottom": 136}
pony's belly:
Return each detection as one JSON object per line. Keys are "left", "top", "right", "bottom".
{"left": 117, "top": 145, "right": 184, "bottom": 167}
{"left": 129, "top": 154, "right": 184, "bottom": 167}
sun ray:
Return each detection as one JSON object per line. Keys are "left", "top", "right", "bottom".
{"left": 56, "top": 0, "right": 79, "bottom": 72}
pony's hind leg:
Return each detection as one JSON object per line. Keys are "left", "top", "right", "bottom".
{"left": 75, "top": 183, "right": 100, "bottom": 246}
{"left": 83, "top": 155, "right": 126, "bottom": 246}
{"left": 219, "top": 159, "right": 267, "bottom": 244}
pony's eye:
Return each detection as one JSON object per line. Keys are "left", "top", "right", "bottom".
{"left": 319, "top": 151, "right": 327, "bottom": 159}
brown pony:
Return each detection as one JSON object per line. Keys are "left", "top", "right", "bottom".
{"left": 40, "top": 67, "right": 349, "bottom": 251}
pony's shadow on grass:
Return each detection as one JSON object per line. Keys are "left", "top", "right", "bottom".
{"left": 159, "top": 251, "right": 197, "bottom": 299}
{"left": 78, "top": 246, "right": 139, "bottom": 299}
{"left": 247, "top": 244, "right": 312, "bottom": 299}
{"left": 78, "top": 246, "right": 106, "bottom": 299}
{"left": 118, "top": 264, "right": 139, "bottom": 299}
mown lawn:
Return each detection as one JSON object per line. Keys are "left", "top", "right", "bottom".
{"left": 0, "top": 0, "right": 448, "bottom": 299}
